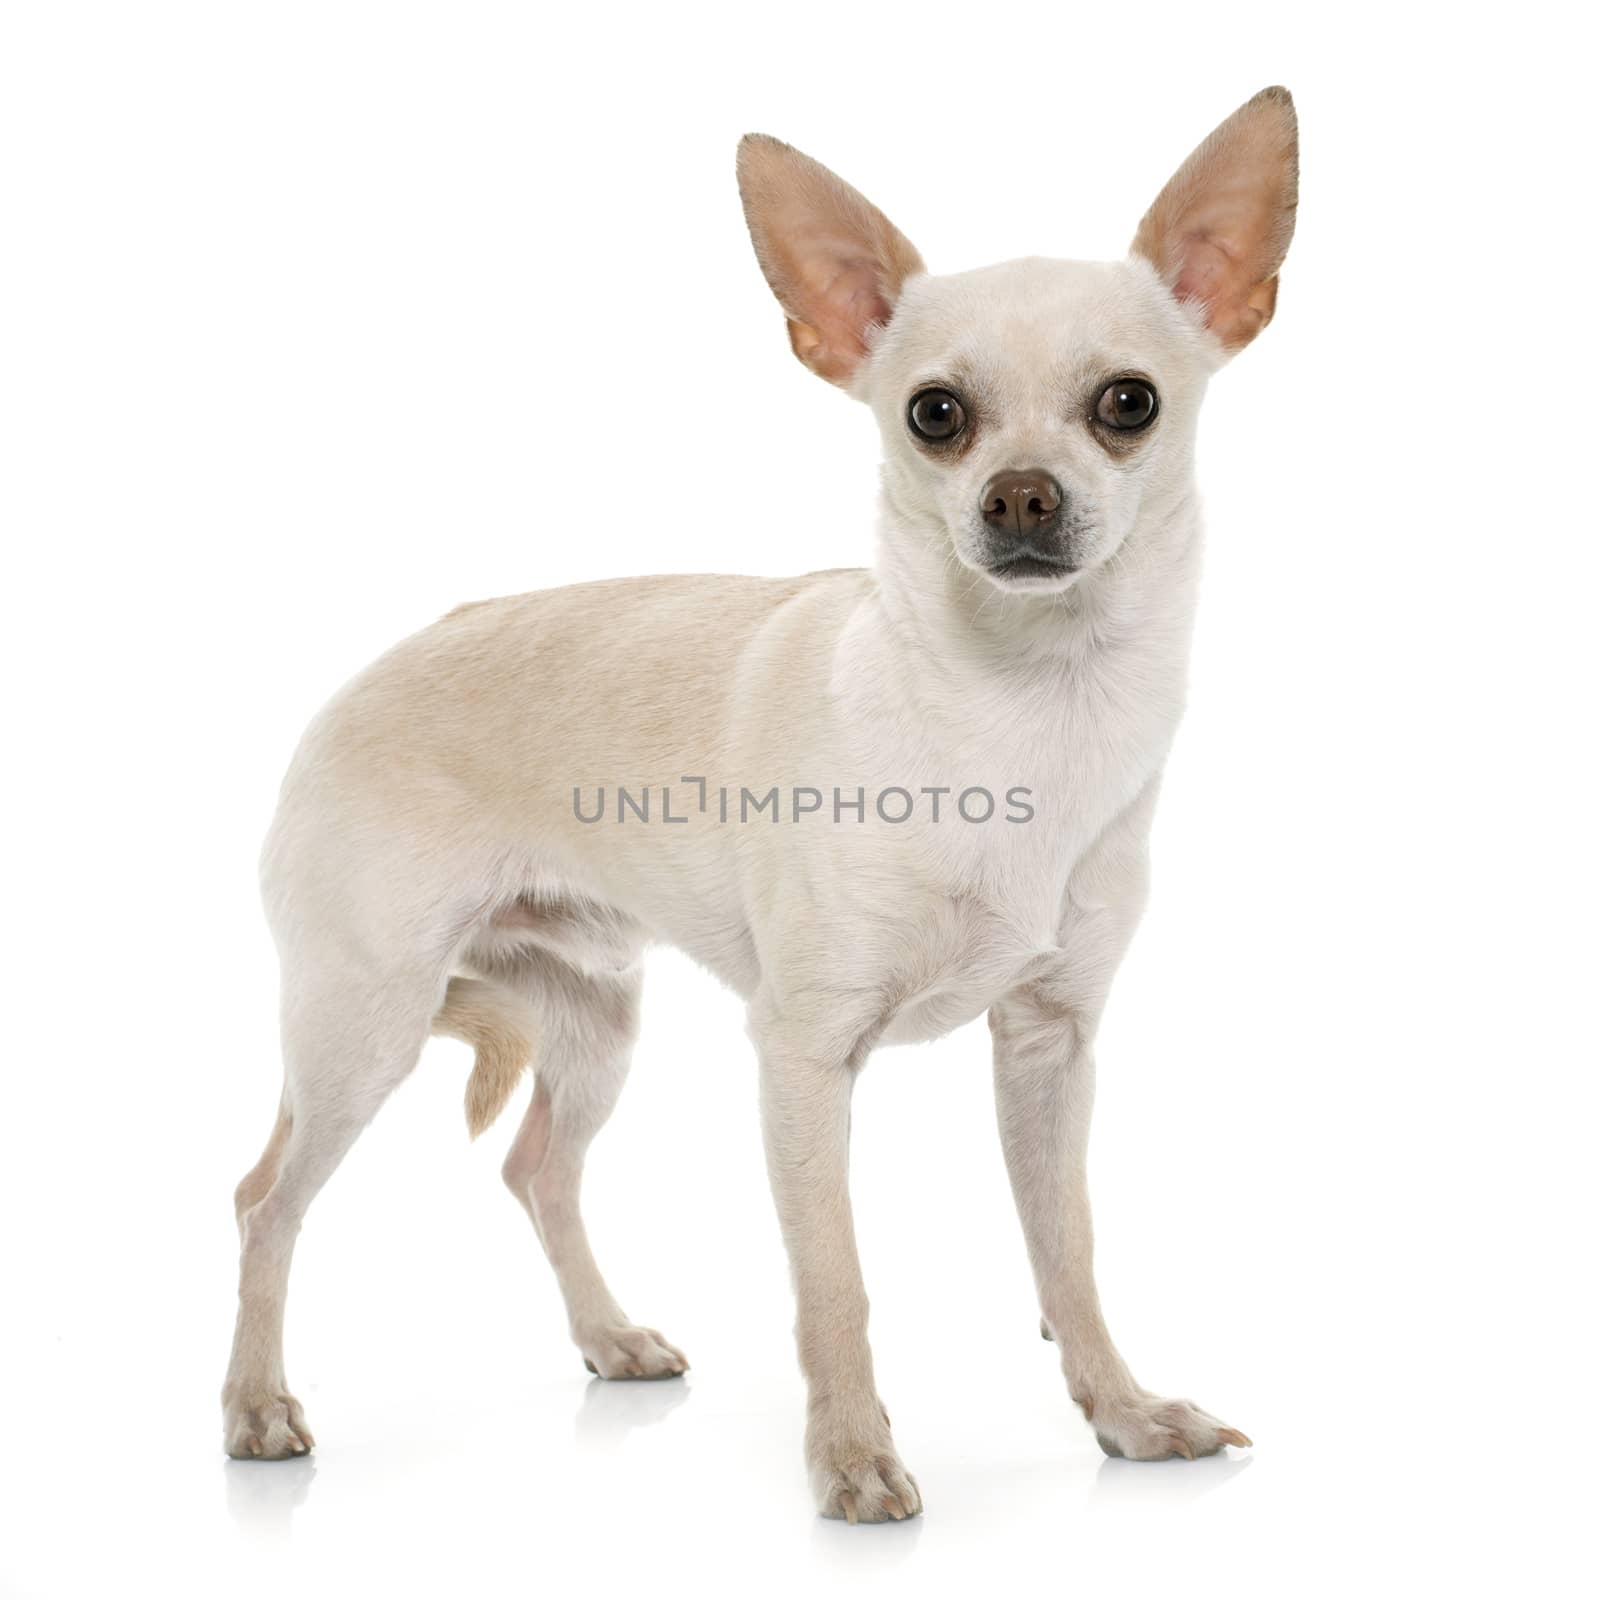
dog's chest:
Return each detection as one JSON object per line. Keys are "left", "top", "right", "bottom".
{"left": 936, "top": 628, "right": 1181, "bottom": 870}
{"left": 878, "top": 898, "right": 1060, "bottom": 1045}
{"left": 876, "top": 642, "right": 1182, "bottom": 1044}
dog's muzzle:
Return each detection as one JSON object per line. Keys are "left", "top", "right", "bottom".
{"left": 979, "top": 469, "right": 1076, "bottom": 579}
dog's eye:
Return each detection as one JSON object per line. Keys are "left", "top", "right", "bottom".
{"left": 907, "top": 389, "right": 967, "bottom": 443}
{"left": 1095, "top": 379, "right": 1159, "bottom": 431}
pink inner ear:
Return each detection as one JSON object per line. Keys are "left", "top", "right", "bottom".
{"left": 1171, "top": 233, "right": 1235, "bottom": 308}
{"left": 803, "top": 258, "right": 895, "bottom": 372}
{"left": 1171, "top": 230, "right": 1277, "bottom": 349}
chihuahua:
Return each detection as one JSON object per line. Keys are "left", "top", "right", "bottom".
{"left": 224, "top": 88, "right": 1298, "bottom": 1522}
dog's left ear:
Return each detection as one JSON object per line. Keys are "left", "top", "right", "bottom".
{"left": 1132, "top": 86, "right": 1299, "bottom": 353}
{"left": 737, "top": 134, "right": 925, "bottom": 388}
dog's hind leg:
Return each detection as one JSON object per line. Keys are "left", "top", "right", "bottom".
{"left": 496, "top": 953, "right": 687, "bottom": 1380}
{"left": 221, "top": 955, "right": 446, "bottom": 1459}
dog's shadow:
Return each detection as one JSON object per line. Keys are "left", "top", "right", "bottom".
{"left": 223, "top": 1454, "right": 318, "bottom": 1537}
{"left": 1091, "top": 1447, "right": 1253, "bottom": 1507}
{"left": 573, "top": 1373, "right": 693, "bottom": 1448}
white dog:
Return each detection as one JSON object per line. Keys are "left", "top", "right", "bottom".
{"left": 224, "top": 87, "right": 1298, "bottom": 1523}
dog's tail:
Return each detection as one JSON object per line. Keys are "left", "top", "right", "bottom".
{"left": 431, "top": 977, "right": 538, "bottom": 1139}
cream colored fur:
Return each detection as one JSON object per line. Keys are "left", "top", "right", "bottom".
{"left": 223, "top": 88, "right": 1298, "bottom": 1522}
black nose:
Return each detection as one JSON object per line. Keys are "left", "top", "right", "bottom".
{"left": 982, "top": 470, "right": 1063, "bottom": 539}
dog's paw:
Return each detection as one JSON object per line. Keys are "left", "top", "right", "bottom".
{"left": 808, "top": 1408, "right": 922, "bottom": 1523}
{"left": 577, "top": 1324, "right": 688, "bottom": 1380}
{"left": 223, "top": 1390, "right": 314, "bottom": 1459}
{"left": 1088, "top": 1391, "right": 1251, "bottom": 1461}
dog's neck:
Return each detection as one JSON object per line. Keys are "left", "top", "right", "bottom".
{"left": 828, "top": 481, "right": 1204, "bottom": 872}
{"left": 868, "top": 479, "right": 1204, "bottom": 688}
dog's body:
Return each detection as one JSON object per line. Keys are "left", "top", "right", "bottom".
{"left": 225, "top": 90, "right": 1297, "bottom": 1522}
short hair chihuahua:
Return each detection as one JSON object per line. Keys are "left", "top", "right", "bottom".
{"left": 224, "top": 87, "right": 1298, "bottom": 1523}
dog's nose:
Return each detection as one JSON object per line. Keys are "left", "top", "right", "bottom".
{"left": 981, "top": 470, "right": 1063, "bottom": 539}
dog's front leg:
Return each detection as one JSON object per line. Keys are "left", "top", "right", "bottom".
{"left": 989, "top": 788, "right": 1252, "bottom": 1462}
{"left": 991, "top": 983, "right": 1251, "bottom": 1460}
{"left": 754, "top": 1017, "right": 921, "bottom": 1523}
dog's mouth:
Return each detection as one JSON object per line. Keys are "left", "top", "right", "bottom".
{"left": 983, "top": 550, "right": 1078, "bottom": 585}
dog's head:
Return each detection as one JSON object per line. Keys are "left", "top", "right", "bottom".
{"left": 739, "top": 89, "right": 1297, "bottom": 595}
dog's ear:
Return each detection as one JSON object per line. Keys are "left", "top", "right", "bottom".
{"left": 1131, "top": 87, "right": 1298, "bottom": 353}
{"left": 737, "top": 135, "right": 925, "bottom": 388}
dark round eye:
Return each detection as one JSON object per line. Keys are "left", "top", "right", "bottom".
{"left": 907, "top": 388, "right": 967, "bottom": 442}
{"left": 1095, "top": 379, "right": 1159, "bottom": 431}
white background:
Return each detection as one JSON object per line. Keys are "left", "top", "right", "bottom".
{"left": 2, "top": 4, "right": 1595, "bottom": 1596}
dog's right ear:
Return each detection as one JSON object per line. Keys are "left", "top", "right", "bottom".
{"left": 737, "top": 135, "right": 925, "bottom": 389}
